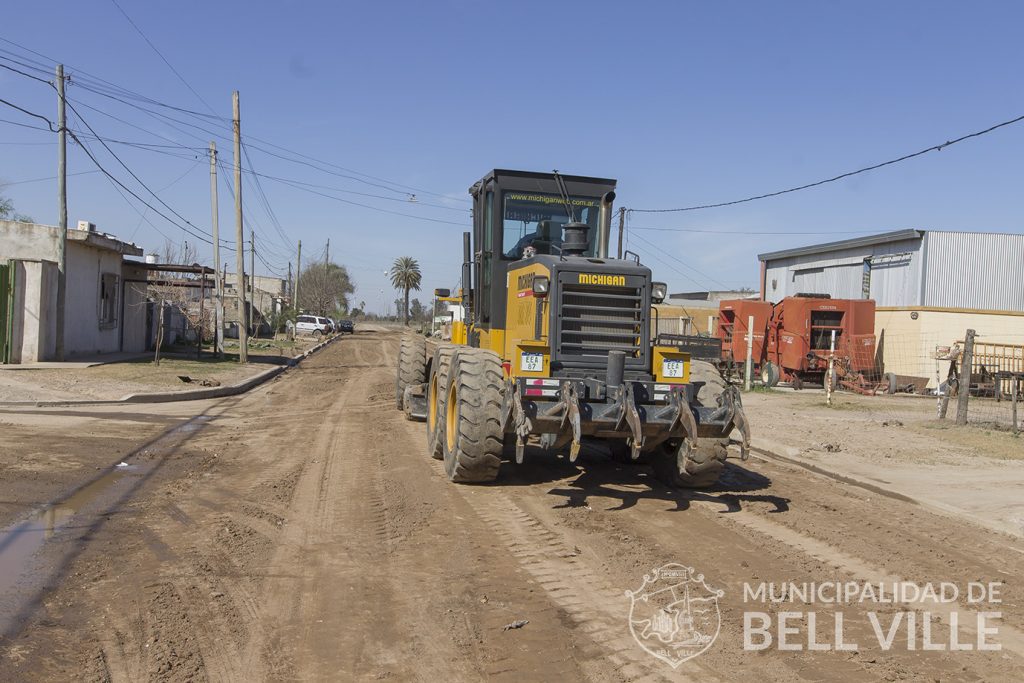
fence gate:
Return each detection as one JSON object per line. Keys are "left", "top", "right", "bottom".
{"left": 0, "top": 261, "right": 13, "bottom": 364}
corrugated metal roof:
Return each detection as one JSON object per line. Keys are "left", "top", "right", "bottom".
{"left": 758, "top": 229, "right": 923, "bottom": 262}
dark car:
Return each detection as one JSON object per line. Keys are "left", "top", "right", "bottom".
{"left": 338, "top": 319, "right": 355, "bottom": 334}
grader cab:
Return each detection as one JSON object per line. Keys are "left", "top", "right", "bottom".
{"left": 396, "top": 169, "right": 750, "bottom": 487}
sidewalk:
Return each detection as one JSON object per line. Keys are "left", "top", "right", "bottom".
{"left": 0, "top": 334, "right": 341, "bottom": 406}
{"left": 744, "top": 389, "right": 1024, "bottom": 538}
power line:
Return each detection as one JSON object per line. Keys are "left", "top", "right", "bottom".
{"left": 107, "top": 0, "right": 218, "bottom": 115}
{"left": 1, "top": 170, "right": 100, "bottom": 186}
{"left": 629, "top": 225, "right": 882, "bottom": 235}
{"left": 631, "top": 112, "right": 1024, "bottom": 213}
{"left": 268, "top": 177, "right": 470, "bottom": 226}
{"left": 64, "top": 98, "right": 221, "bottom": 246}
{"left": 0, "top": 97, "right": 57, "bottom": 132}
{"left": 628, "top": 230, "right": 730, "bottom": 289}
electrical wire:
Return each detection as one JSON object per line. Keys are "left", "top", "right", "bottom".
{"left": 630, "top": 113, "right": 1024, "bottom": 213}
{"left": 107, "top": 0, "right": 218, "bottom": 116}
{"left": 627, "top": 230, "right": 730, "bottom": 289}
{"left": 629, "top": 224, "right": 883, "bottom": 235}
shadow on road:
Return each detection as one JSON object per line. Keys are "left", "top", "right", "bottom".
{"left": 496, "top": 442, "right": 790, "bottom": 515}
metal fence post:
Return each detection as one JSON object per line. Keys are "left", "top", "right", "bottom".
{"left": 955, "top": 329, "right": 976, "bottom": 426}
{"left": 1012, "top": 377, "right": 1019, "bottom": 436}
{"left": 826, "top": 330, "right": 836, "bottom": 406}
{"left": 744, "top": 314, "right": 753, "bottom": 391}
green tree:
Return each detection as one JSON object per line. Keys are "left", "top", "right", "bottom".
{"left": 297, "top": 262, "right": 355, "bottom": 315}
{"left": 410, "top": 298, "right": 427, "bottom": 323}
{"left": 0, "top": 193, "right": 33, "bottom": 222}
{"left": 389, "top": 256, "right": 422, "bottom": 326}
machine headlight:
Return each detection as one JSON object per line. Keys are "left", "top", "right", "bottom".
{"left": 532, "top": 275, "right": 550, "bottom": 297}
{"left": 651, "top": 281, "right": 667, "bottom": 304}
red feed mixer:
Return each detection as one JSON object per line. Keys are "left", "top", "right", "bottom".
{"left": 716, "top": 295, "right": 897, "bottom": 393}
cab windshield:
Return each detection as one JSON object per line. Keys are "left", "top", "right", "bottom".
{"left": 502, "top": 192, "right": 601, "bottom": 259}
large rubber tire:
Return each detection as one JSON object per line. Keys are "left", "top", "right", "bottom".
{"left": 885, "top": 372, "right": 899, "bottom": 395}
{"left": 651, "top": 439, "right": 728, "bottom": 489}
{"left": 607, "top": 440, "right": 649, "bottom": 464}
{"left": 760, "top": 362, "right": 780, "bottom": 388}
{"left": 426, "top": 345, "right": 456, "bottom": 460}
{"left": 395, "top": 335, "right": 427, "bottom": 411}
{"left": 442, "top": 348, "right": 503, "bottom": 483}
{"left": 689, "top": 360, "right": 728, "bottom": 408}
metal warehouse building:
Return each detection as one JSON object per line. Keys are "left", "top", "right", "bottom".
{"left": 758, "top": 229, "right": 1024, "bottom": 309}
{"left": 758, "top": 229, "right": 1024, "bottom": 386}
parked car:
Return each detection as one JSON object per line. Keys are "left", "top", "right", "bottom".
{"left": 296, "top": 314, "right": 332, "bottom": 338}
{"left": 326, "top": 318, "right": 337, "bottom": 334}
{"left": 337, "top": 319, "right": 355, "bottom": 334}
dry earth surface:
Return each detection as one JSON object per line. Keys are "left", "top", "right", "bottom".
{"left": 0, "top": 329, "right": 1021, "bottom": 681}
{"left": 0, "top": 337, "right": 322, "bottom": 403}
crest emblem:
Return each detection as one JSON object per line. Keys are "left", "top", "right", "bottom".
{"left": 625, "top": 563, "right": 724, "bottom": 668}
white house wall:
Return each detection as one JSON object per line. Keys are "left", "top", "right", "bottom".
{"left": 64, "top": 242, "right": 125, "bottom": 355}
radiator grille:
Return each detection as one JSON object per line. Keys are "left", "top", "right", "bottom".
{"left": 557, "top": 283, "right": 643, "bottom": 363}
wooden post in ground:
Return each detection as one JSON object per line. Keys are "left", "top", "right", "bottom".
{"left": 955, "top": 329, "right": 976, "bottom": 426}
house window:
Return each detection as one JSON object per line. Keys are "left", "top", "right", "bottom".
{"left": 100, "top": 273, "right": 119, "bottom": 326}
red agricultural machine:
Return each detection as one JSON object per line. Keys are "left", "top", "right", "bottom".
{"left": 716, "top": 295, "right": 897, "bottom": 393}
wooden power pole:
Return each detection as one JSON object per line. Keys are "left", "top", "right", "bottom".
{"left": 295, "top": 240, "right": 302, "bottom": 313}
{"left": 250, "top": 228, "right": 256, "bottom": 335}
{"left": 55, "top": 64, "right": 67, "bottom": 361}
{"left": 209, "top": 141, "right": 224, "bottom": 356}
{"left": 232, "top": 90, "right": 248, "bottom": 363}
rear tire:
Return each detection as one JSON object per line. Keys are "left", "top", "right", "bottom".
{"left": 652, "top": 439, "right": 728, "bottom": 488}
{"left": 313, "top": 330, "right": 322, "bottom": 339}
{"left": 885, "top": 371, "right": 899, "bottom": 395}
{"left": 442, "top": 349, "right": 503, "bottom": 483}
{"left": 396, "top": 335, "right": 427, "bottom": 411}
{"left": 427, "top": 345, "right": 456, "bottom": 460}
{"left": 760, "top": 362, "right": 780, "bottom": 388}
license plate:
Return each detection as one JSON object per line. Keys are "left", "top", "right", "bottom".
{"left": 662, "top": 359, "right": 685, "bottom": 379}
{"left": 521, "top": 352, "right": 544, "bottom": 372}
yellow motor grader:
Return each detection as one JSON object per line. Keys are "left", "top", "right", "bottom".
{"left": 396, "top": 169, "right": 750, "bottom": 487}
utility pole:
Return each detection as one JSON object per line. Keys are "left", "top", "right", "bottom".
{"left": 232, "top": 90, "right": 248, "bottom": 363}
{"left": 250, "top": 228, "right": 256, "bottom": 335}
{"left": 325, "top": 238, "right": 330, "bottom": 267}
{"left": 287, "top": 261, "right": 292, "bottom": 301}
{"left": 55, "top": 64, "right": 67, "bottom": 361}
{"left": 295, "top": 240, "right": 302, "bottom": 313}
{"left": 616, "top": 207, "right": 626, "bottom": 260}
{"left": 209, "top": 141, "right": 224, "bottom": 356}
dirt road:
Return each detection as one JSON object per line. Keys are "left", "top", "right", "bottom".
{"left": 1, "top": 330, "right": 1022, "bottom": 681}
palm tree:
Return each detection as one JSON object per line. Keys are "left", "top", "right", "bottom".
{"left": 389, "top": 256, "right": 422, "bottom": 326}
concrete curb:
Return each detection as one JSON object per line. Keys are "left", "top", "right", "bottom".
{"left": 749, "top": 437, "right": 1017, "bottom": 538}
{"left": 0, "top": 334, "right": 342, "bottom": 408}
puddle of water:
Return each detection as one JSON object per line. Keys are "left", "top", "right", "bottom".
{"left": 0, "top": 411, "right": 215, "bottom": 636}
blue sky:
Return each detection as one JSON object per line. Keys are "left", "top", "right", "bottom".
{"left": 2, "top": 1, "right": 1022, "bottom": 311}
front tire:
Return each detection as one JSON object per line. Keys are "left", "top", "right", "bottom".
{"left": 760, "top": 362, "right": 780, "bottom": 388}
{"left": 651, "top": 439, "right": 728, "bottom": 489}
{"left": 442, "top": 349, "right": 503, "bottom": 483}
{"left": 396, "top": 335, "right": 427, "bottom": 410}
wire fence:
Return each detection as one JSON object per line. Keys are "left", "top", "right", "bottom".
{"left": 817, "top": 328, "right": 1024, "bottom": 433}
